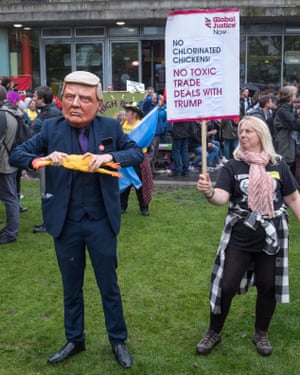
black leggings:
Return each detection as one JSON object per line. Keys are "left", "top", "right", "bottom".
{"left": 210, "top": 247, "right": 276, "bottom": 333}
{"left": 120, "top": 165, "right": 147, "bottom": 210}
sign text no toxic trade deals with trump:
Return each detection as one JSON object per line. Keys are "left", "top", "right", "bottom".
{"left": 165, "top": 9, "right": 240, "bottom": 122}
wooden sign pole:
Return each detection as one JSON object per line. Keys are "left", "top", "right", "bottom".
{"left": 201, "top": 120, "right": 207, "bottom": 174}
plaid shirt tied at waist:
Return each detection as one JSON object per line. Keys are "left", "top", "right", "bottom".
{"left": 209, "top": 203, "right": 290, "bottom": 315}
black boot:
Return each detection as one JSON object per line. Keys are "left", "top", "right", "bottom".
{"left": 140, "top": 206, "right": 149, "bottom": 216}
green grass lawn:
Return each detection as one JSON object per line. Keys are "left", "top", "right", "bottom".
{"left": 0, "top": 179, "right": 300, "bottom": 375}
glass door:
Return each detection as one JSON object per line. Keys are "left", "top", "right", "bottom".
{"left": 43, "top": 42, "right": 103, "bottom": 96}
{"left": 75, "top": 43, "right": 103, "bottom": 81}
{"left": 45, "top": 43, "right": 71, "bottom": 95}
{"left": 111, "top": 42, "right": 139, "bottom": 91}
{"left": 141, "top": 40, "right": 165, "bottom": 92}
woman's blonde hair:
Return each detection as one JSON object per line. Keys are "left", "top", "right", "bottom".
{"left": 233, "top": 116, "right": 280, "bottom": 164}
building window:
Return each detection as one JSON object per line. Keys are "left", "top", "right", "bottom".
{"left": 45, "top": 43, "right": 71, "bottom": 94}
{"left": 247, "top": 24, "right": 282, "bottom": 34}
{"left": 75, "top": 44, "right": 103, "bottom": 80}
{"left": 240, "top": 35, "right": 246, "bottom": 83}
{"left": 283, "top": 36, "right": 300, "bottom": 84}
{"left": 285, "top": 27, "right": 300, "bottom": 34}
{"left": 142, "top": 26, "right": 164, "bottom": 36}
{"left": 75, "top": 27, "right": 105, "bottom": 37}
{"left": 42, "top": 28, "right": 72, "bottom": 38}
{"left": 111, "top": 42, "right": 139, "bottom": 90}
{"left": 44, "top": 43, "right": 103, "bottom": 95}
{"left": 141, "top": 40, "right": 165, "bottom": 91}
{"left": 247, "top": 35, "right": 282, "bottom": 86}
{"left": 108, "top": 27, "right": 139, "bottom": 37}
{"left": 8, "top": 28, "right": 40, "bottom": 89}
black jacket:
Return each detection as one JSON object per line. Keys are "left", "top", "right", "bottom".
{"left": 273, "top": 103, "right": 300, "bottom": 163}
{"left": 171, "top": 121, "right": 190, "bottom": 138}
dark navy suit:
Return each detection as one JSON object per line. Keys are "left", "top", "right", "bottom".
{"left": 10, "top": 115, "right": 144, "bottom": 345}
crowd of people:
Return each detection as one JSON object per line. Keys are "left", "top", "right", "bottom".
{"left": 148, "top": 84, "right": 300, "bottom": 182}
{"left": 240, "top": 84, "right": 300, "bottom": 185}
{"left": 2, "top": 72, "right": 300, "bottom": 368}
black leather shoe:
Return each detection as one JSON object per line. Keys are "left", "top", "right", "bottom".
{"left": 112, "top": 343, "right": 132, "bottom": 368}
{"left": 34, "top": 223, "right": 44, "bottom": 228}
{"left": 19, "top": 205, "right": 28, "bottom": 213}
{"left": 47, "top": 342, "right": 85, "bottom": 364}
{"left": 33, "top": 224, "right": 47, "bottom": 233}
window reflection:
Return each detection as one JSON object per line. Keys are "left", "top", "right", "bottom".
{"left": 46, "top": 44, "right": 71, "bottom": 95}
{"left": 111, "top": 42, "right": 139, "bottom": 90}
{"left": 247, "top": 36, "right": 281, "bottom": 85}
{"left": 283, "top": 37, "right": 300, "bottom": 85}
{"left": 75, "top": 44, "right": 103, "bottom": 81}
{"left": 45, "top": 43, "right": 102, "bottom": 96}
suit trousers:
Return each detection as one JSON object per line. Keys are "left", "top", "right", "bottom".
{"left": 54, "top": 214, "right": 128, "bottom": 346}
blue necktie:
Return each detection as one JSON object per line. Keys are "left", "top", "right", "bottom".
{"left": 78, "top": 127, "right": 88, "bottom": 153}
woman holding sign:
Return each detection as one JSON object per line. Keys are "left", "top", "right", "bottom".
{"left": 196, "top": 116, "right": 300, "bottom": 356}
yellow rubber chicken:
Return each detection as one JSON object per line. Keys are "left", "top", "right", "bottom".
{"left": 32, "top": 154, "right": 122, "bottom": 178}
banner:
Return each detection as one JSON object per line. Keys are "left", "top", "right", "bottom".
{"left": 165, "top": 8, "right": 240, "bottom": 122}
{"left": 99, "top": 91, "right": 145, "bottom": 117}
{"left": 11, "top": 75, "right": 32, "bottom": 95}
{"left": 6, "top": 75, "right": 32, "bottom": 99}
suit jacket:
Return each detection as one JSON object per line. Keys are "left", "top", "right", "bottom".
{"left": 9, "top": 115, "right": 144, "bottom": 238}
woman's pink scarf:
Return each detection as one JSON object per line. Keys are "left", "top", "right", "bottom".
{"left": 237, "top": 150, "right": 274, "bottom": 218}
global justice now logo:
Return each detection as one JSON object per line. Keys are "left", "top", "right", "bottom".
{"left": 204, "top": 15, "right": 237, "bottom": 34}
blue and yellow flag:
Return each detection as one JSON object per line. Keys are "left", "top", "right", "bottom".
{"left": 119, "top": 106, "right": 158, "bottom": 192}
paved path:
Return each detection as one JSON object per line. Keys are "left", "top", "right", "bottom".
{"left": 152, "top": 168, "right": 219, "bottom": 187}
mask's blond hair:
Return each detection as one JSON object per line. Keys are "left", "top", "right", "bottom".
{"left": 233, "top": 116, "right": 280, "bottom": 164}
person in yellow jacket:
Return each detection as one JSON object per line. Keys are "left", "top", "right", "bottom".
{"left": 24, "top": 98, "right": 39, "bottom": 124}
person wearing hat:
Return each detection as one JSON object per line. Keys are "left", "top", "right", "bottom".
{"left": 9, "top": 71, "right": 144, "bottom": 368}
{"left": 123, "top": 102, "right": 144, "bottom": 121}
{"left": 120, "top": 102, "right": 153, "bottom": 216}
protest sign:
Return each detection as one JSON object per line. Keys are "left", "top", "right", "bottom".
{"left": 126, "top": 80, "right": 145, "bottom": 93}
{"left": 165, "top": 8, "right": 240, "bottom": 122}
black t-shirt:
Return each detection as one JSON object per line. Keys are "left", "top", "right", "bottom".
{"left": 215, "top": 158, "right": 298, "bottom": 251}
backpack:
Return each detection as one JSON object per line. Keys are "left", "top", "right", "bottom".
{"left": 0, "top": 108, "right": 34, "bottom": 154}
